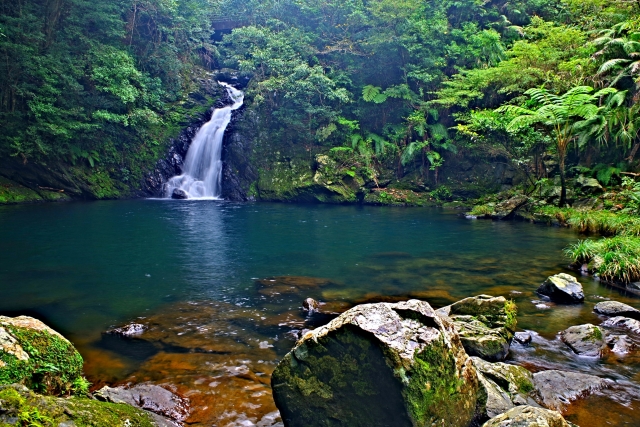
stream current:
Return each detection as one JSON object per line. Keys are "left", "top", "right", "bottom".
{"left": 0, "top": 201, "right": 638, "bottom": 425}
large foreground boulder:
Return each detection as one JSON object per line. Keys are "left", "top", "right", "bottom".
{"left": 482, "top": 405, "right": 571, "bottom": 427}
{"left": 271, "top": 300, "right": 479, "bottom": 427}
{"left": 437, "top": 295, "right": 517, "bottom": 361}
{"left": 0, "top": 316, "right": 84, "bottom": 395}
{"left": 537, "top": 274, "right": 584, "bottom": 304}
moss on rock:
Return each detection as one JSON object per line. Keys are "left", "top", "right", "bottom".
{"left": 0, "top": 384, "right": 160, "bottom": 427}
{"left": 271, "top": 300, "right": 479, "bottom": 427}
{"left": 0, "top": 316, "right": 84, "bottom": 396}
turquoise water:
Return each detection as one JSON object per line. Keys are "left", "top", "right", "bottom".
{"left": 0, "top": 200, "right": 580, "bottom": 337}
{"left": 1, "top": 200, "right": 639, "bottom": 425}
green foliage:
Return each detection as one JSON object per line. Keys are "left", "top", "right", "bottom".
{"left": 565, "top": 236, "right": 640, "bottom": 283}
{"left": 430, "top": 186, "right": 452, "bottom": 201}
{"left": 470, "top": 205, "right": 493, "bottom": 216}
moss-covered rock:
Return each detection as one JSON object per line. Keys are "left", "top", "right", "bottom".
{"left": 0, "top": 384, "right": 171, "bottom": 427}
{"left": 482, "top": 405, "right": 571, "bottom": 427}
{"left": 560, "top": 324, "right": 607, "bottom": 358}
{"left": 437, "top": 295, "right": 518, "bottom": 362}
{"left": 271, "top": 299, "right": 479, "bottom": 427}
{"left": 537, "top": 274, "right": 584, "bottom": 304}
{"left": 0, "top": 316, "right": 84, "bottom": 396}
{"left": 471, "top": 357, "right": 538, "bottom": 420}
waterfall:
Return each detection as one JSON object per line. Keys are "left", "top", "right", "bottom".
{"left": 164, "top": 82, "right": 244, "bottom": 199}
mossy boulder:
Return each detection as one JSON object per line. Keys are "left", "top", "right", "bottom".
{"left": 0, "top": 316, "right": 84, "bottom": 396}
{"left": 437, "top": 295, "right": 517, "bottom": 361}
{"left": 271, "top": 299, "right": 479, "bottom": 427}
{"left": 0, "top": 384, "right": 173, "bottom": 427}
{"left": 537, "top": 274, "right": 584, "bottom": 304}
{"left": 482, "top": 405, "right": 571, "bottom": 427}
{"left": 560, "top": 324, "right": 607, "bottom": 358}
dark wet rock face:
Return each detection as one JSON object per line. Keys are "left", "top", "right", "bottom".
{"left": 170, "top": 188, "right": 188, "bottom": 199}
{"left": 437, "top": 295, "right": 517, "bottom": 361}
{"left": 95, "top": 384, "right": 189, "bottom": 423}
{"left": 537, "top": 274, "right": 584, "bottom": 304}
{"left": 482, "top": 405, "right": 570, "bottom": 427}
{"left": 532, "top": 370, "right": 613, "bottom": 413}
{"left": 271, "top": 300, "right": 479, "bottom": 427}
{"left": 594, "top": 301, "right": 640, "bottom": 320}
{"left": 560, "top": 324, "right": 607, "bottom": 357}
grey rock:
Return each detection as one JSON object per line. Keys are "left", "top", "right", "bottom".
{"left": 602, "top": 316, "right": 640, "bottom": 334}
{"left": 437, "top": 295, "right": 517, "bottom": 361}
{"left": 476, "top": 371, "right": 515, "bottom": 419}
{"left": 532, "top": 370, "right": 613, "bottom": 412}
{"left": 513, "top": 332, "right": 532, "bottom": 345}
{"left": 537, "top": 274, "right": 584, "bottom": 304}
{"left": 606, "top": 334, "right": 636, "bottom": 354}
{"left": 560, "top": 324, "right": 606, "bottom": 357}
{"left": 594, "top": 301, "right": 640, "bottom": 320}
{"left": 482, "top": 405, "right": 570, "bottom": 427}
{"left": 105, "top": 323, "right": 147, "bottom": 337}
{"left": 94, "top": 384, "right": 189, "bottom": 423}
{"left": 576, "top": 175, "right": 603, "bottom": 192}
{"left": 472, "top": 357, "right": 538, "bottom": 420}
{"left": 271, "top": 299, "right": 479, "bottom": 427}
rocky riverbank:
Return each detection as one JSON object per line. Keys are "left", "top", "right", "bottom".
{"left": 5, "top": 269, "right": 640, "bottom": 427}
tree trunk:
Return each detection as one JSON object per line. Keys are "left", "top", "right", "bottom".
{"left": 558, "top": 155, "right": 567, "bottom": 208}
{"left": 627, "top": 140, "right": 640, "bottom": 163}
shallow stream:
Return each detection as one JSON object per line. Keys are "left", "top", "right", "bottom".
{"left": 0, "top": 201, "right": 638, "bottom": 425}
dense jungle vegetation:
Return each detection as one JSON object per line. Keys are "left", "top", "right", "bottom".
{"left": 1, "top": 0, "right": 639, "bottom": 201}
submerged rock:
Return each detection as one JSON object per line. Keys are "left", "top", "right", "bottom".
{"left": 594, "top": 301, "right": 640, "bottom": 320}
{"left": 437, "top": 295, "right": 517, "bottom": 361}
{"left": 606, "top": 334, "right": 636, "bottom": 354}
{"left": 532, "top": 370, "right": 613, "bottom": 412}
{"left": 271, "top": 299, "right": 479, "bottom": 427}
{"left": 94, "top": 384, "right": 189, "bottom": 423}
{"left": 537, "top": 274, "right": 584, "bottom": 304}
{"left": 0, "top": 384, "right": 173, "bottom": 427}
{"left": 0, "top": 316, "right": 84, "bottom": 395}
{"left": 560, "top": 324, "right": 607, "bottom": 357}
{"left": 482, "top": 405, "right": 571, "bottom": 427}
{"left": 105, "top": 323, "right": 147, "bottom": 337}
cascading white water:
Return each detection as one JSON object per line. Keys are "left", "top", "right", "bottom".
{"left": 164, "top": 82, "right": 244, "bottom": 199}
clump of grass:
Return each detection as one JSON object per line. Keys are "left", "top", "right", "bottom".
{"left": 565, "top": 236, "right": 640, "bottom": 283}
{"left": 565, "top": 210, "right": 640, "bottom": 236}
{"left": 469, "top": 205, "right": 493, "bottom": 216}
